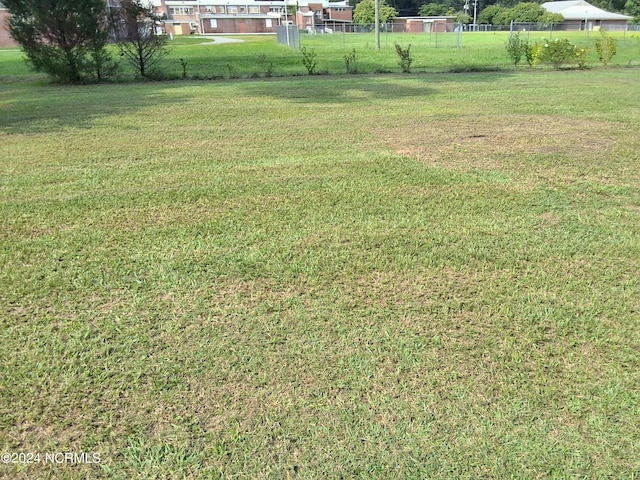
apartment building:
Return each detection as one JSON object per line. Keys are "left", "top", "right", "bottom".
{"left": 0, "top": 0, "right": 352, "bottom": 48}
{"left": 150, "top": 0, "right": 352, "bottom": 35}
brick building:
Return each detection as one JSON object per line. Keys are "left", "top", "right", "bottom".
{"left": 0, "top": 0, "right": 352, "bottom": 48}
{"left": 151, "top": 0, "right": 352, "bottom": 36}
{"left": 0, "top": 5, "right": 18, "bottom": 47}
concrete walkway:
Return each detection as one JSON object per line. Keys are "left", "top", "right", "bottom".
{"left": 197, "top": 36, "right": 245, "bottom": 45}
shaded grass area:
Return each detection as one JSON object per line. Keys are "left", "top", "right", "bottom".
{"left": 1, "top": 71, "right": 639, "bottom": 479}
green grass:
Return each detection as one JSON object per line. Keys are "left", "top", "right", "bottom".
{"left": 0, "top": 64, "right": 639, "bottom": 478}
{"left": 166, "top": 31, "right": 640, "bottom": 76}
{"left": 1, "top": 30, "right": 639, "bottom": 80}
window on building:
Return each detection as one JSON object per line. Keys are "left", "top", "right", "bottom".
{"left": 266, "top": 18, "right": 273, "bottom": 27}
{"left": 216, "top": 6, "right": 226, "bottom": 13}
{"left": 169, "top": 7, "right": 194, "bottom": 15}
{"left": 249, "top": 6, "right": 259, "bottom": 14}
{"left": 269, "top": 6, "right": 284, "bottom": 14}
{"left": 210, "top": 19, "right": 217, "bottom": 28}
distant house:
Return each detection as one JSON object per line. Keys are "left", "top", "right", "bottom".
{"left": 394, "top": 16, "right": 456, "bottom": 33}
{"left": 541, "top": 0, "right": 632, "bottom": 30}
{"left": 296, "top": 2, "right": 353, "bottom": 33}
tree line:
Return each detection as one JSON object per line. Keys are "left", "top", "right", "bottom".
{"left": 4, "top": 0, "right": 169, "bottom": 83}
{"left": 352, "top": 0, "right": 639, "bottom": 23}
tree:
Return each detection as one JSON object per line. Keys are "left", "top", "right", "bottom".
{"left": 353, "top": 0, "right": 399, "bottom": 24}
{"left": 455, "top": 11, "right": 473, "bottom": 23}
{"left": 419, "top": 2, "right": 449, "bottom": 15}
{"left": 3, "top": 0, "right": 111, "bottom": 83}
{"left": 508, "top": 2, "right": 562, "bottom": 23}
{"left": 625, "top": 0, "right": 640, "bottom": 21}
{"left": 480, "top": 2, "right": 563, "bottom": 25}
{"left": 478, "top": 5, "right": 506, "bottom": 24}
{"left": 110, "top": 0, "right": 169, "bottom": 78}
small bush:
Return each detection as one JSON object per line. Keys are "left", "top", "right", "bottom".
{"left": 300, "top": 47, "right": 318, "bottom": 75}
{"left": 595, "top": 29, "right": 617, "bottom": 66}
{"left": 539, "top": 38, "right": 577, "bottom": 69}
{"left": 394, "top": 43, "right": 412, "bottom": 73}
{"left": 257, "top": 54, "right": 274, "bottom": 77}
{"left": 226, "top": 63, "right": 239, "bottom": 79}
{"left": 505, "top": 33, "right": 525, "bottom": 67}
{"left": 575, "top": 47, "right": 589, "bottom": 69}
{"left": 344, "top": 49, "right": 357, "bottom": 74}
{"left": 525, "top": 42, "right": 542, "bottom": 67}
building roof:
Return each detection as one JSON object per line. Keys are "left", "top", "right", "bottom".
{"left": 541, "top": 1, "right": 631, "bottom": 21}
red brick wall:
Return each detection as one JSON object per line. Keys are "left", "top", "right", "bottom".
{"left": 0, "top": 10, "right": 19, "bottom": 48}
{"left": 326, "top": 7, "right": 352, "bottom": 21}
{"left": 202, "top": 17, "right": 278, "bottom": 34}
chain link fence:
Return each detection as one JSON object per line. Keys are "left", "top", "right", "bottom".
{"left": 295, "top": 22, "right": 640, "bottom": 50}
{"left": 304, "top": 23, "right": 466, "bottom": 48}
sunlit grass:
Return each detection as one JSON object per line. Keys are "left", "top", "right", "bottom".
{"left": 0, "top": 67, "right": 639, "bottom": 479}
{"left": 1, "top": 29, "right": 639, "bottom": 80}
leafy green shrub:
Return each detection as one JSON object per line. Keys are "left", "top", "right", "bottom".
{"left": 525, "top": 42, "right": 542, "bottom": 67}
{"left": 257, "top": 54, "right": 274, "bottom": 77}
{"left": 507, "top": 34, "right": 540, "bottom": 68}
{"left": 595, "top": 29, "right": 617, "bottom": 66}
{"left": 344, "top": 49, "right": 358, "bottom": 74}
{"left": 179, "top": 58, "right": 188, "bottom": 78}
{"left": 394, "top": 43, "right": 413, "bottom": 73}
{"left": 539, "top": 38, "right": 577, "bottom": 69}
{"left": 575, "top": 47, "right": 589, "bottom": 69}
{"left": 226, "top": 63, "right": 239, "bottom": 79}
{"left": 300, "top": 47, "right": 318, "bottom": 75}
{"left": 4, "top": 0, "right": 111, "bottom": 83}
{"left": 505, "top": 33, "right": 526, "bottom": 67}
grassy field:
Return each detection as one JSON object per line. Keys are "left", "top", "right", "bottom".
{"left": 1, "top": 45, "right": 640, "bottom": 479}
{"left": 0, "top": 30, "right": 639, "bottom": 79}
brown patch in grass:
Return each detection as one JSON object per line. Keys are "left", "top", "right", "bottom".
{"left": 539, "top": 211, "right": 561, "bottom": 226}
{"left": 384, "top": 114, "right": 627, "bottom": 182}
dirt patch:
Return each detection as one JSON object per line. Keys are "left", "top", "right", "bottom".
{"left": 384, "top": 114, "right": 622, "bottom": 176}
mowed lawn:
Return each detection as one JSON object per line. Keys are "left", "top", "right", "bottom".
{"left": 1, "top": 70, "right": 639, "bottom": 479}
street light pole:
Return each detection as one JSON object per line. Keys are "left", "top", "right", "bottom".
{"left": 464, "top": 0, "right": 469, "bottom": 30}
{"left": 473, "top": 0, "right": 478, "bottom": 31}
